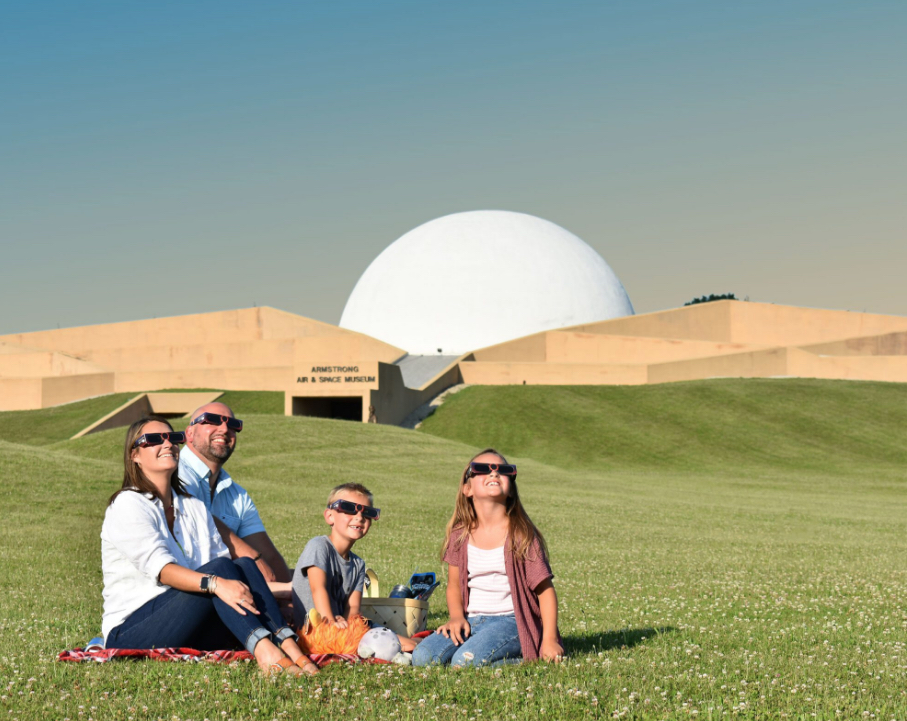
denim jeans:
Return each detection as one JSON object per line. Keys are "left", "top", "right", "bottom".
{"left": 412, "top": 614, "right": 521, "bottom": 667}
{"left": 106, "top": 557, "right": 295, "bottom": 654}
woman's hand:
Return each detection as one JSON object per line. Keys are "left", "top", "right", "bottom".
{"left": 437, "top": 617, "right": 471, "bottom": 645}
{"left": 539, "top": 637, "right": 564, "bottom": 662}
{"left": 333, "top": 614, "right": 348, "bottom": 629}
{"left": 214, "top": 578, "right": 259, "bottom": 616}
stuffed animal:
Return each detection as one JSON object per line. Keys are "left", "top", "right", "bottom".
{"left": 298, "top": 609, "right": 370, "bottom": 655}
{"left": 357, "top": 627, "right": 412, "bottom": 665}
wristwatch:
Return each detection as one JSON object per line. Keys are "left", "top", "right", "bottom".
{"left": 199, "top": 575, "right": 211, "bottom": 593}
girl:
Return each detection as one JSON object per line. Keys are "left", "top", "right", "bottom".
{"left": 413, "top": 449, "right": 563, "bottom": 667}
{"left": 101, "top": 416, "right": 318, "bottom": 676}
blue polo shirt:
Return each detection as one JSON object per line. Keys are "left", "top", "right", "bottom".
{"left": 178, "top": 446, "right": 267, "bottom": 539}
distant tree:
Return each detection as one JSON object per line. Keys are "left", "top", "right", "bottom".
{"left": 684, "top": 293, "right": 738, "bottom": 307}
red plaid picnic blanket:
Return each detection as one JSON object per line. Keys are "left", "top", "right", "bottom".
{"left": 57, "top": 631, "right": 432, "bottom": 665}
{"left": 57, "top": 648, "right": 362, "bottom": 666}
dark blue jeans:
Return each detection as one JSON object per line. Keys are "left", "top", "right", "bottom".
{"left": 106, "top": 557, "right": 295, "bottom": 654}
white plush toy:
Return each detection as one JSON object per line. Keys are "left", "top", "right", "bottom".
{"left": 357, "top": 627, "right": 412, "bottom": 665}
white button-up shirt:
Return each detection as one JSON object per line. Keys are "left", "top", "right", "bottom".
{"left": 100, "top": 488, "right": 230, "bottom": 641}
{"left": 178, "top": 446, "right": 266, "bottom": 538}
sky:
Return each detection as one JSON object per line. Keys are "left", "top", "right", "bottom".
{"left": 1, "top": 1, "right": 905, "bottom": 335}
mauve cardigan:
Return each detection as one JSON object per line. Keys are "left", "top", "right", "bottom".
{"left": 443, "top": 529, "right": 560, "bottom": 661}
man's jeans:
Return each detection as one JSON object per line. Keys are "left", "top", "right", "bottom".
{"left": 106, "top": 557, "right": 295, "bottom": 654}
{"left": 413, "top": 614, "right": 521, "bottom": 667}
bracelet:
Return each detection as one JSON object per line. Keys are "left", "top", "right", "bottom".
{"left": 208, "top": 575, "right": 218, "bottom": 595}
{"left": 251, "top": 553, "right": 262, "bottom": 562}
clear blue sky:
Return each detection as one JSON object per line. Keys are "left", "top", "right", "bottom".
{"left": 2, "top": 1, "right": 904, "bottom": 334}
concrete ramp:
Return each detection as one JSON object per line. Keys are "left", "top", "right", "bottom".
{"left": 394, "top": 355, "right": 461, "bottom": 389}
{"left": 72, "top": 391, "right": 223, "bottom": 439}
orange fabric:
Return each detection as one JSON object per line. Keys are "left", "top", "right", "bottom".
{"left": 298, "top": 614, "right": 370, "bottom": 655}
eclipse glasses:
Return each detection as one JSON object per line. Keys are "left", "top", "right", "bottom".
{"left": 467, "top": 462, "right": 517, "bottom": 481}
{"left": 190, "top": 412, "right": 243, "bottom": 432}
{"left": 327, "top": 499, "right": 380, "bottom": 520}
{"left": 134, "top": 431, "right": 186, "bottom": 448}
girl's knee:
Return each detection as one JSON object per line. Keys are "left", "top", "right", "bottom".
{"left": 450, "top": 648, "right": 484, "bottom": 667}
{"left": 412, "top": 635, "right": 453, "bottom": 667}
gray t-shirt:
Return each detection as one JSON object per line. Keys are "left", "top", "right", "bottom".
{"left": 291, "top": 535, "right": 366, "bottom": 630}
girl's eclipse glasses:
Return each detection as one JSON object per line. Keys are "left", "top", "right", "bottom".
{"left": 327, "top": 499, "right": 380, "bottom": 520}
{"left": 190, "top": 412, "right": 243, "bottom": 432}
{"left": 134, "top": 431, "right": 186, "bottom": 448}
{"left": 468, "top": 462, "right": 517, "bottom": 480}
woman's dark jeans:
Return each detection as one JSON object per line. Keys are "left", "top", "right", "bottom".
{"left": 106, "top": 557, "right": 295, "bottom": 654}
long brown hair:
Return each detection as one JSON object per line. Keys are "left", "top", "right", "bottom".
{"left": 108, "top": 416, "right": 188, "bottom": 506}
{"left": 441, "top": 448, "right": 548, "bottom": 562}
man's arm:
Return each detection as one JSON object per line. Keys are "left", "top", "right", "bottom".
{"left": 211, "top": 518, "right": 277, "bottom": 583}
{"left": 241, "top": 531, "right": 291, "bottom": 583}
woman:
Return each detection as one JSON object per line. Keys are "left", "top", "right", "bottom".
{"left": 101, "top": 416, "right": 318, "bottom": 676}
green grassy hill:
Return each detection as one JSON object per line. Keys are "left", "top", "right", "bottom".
{"left": 1, "top": 380, "right": 906, "bottom": 720}
{"left": 0, "top": 390, "right": 283, "bottom": 446}
{"left": 418, "top": 378, "right": 907, "bottom": 475}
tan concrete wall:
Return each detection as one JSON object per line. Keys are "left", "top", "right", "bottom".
{"left": 291, "top": 337, "right": 404, "bottom": 366}
{"left": 0, "top": 351, "right": 107, "bottom": 378}
{"left": 799, "top": 331, "right": 907, "bottom": 357}
{"left": 0, "top": 308, "right": 271, "bottom": 354}
{"left": 0, "top": 378, "right": 43, "bottom": 411}
{"left": 470, "top": 333, "right": 548, "bottom": 362}
{"left": 728, "top": 303, "right": 907, "bottom": 346}
{"left": 41, "top": 373, "right": 115, "bottom": 408}
{"left": 88, "top": 340, "right": 296, "bottom": 373}
{"left": 786, "top": 348, "right": 907, "bottom": 382}
{"left": 115, "top": 367, "right": 290, "bottom": 393}
{"left": 544, "top": 332, "right": 767, "bottom": 364}
{"left": 646, "top": 347, "right": 789, "bottom": 384}
{"left": 459, "top": 361, "right": 647, "bottom": 385}
{"left": 573, "top": 302, "right": 734, "bottom": 342}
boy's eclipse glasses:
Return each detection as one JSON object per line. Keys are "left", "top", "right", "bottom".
{"left": 134, "top": 431, "right": 185, "bottom": 448}
{"left": 468, "top": 462, "right": 517, "bottom": 480}
{"left": 190, "top": 412, "right": 243, "bottom": 432}
{"left": 327, "top": 499, "right": 380, "bottom": 520}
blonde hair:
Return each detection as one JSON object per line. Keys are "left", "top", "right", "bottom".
{"left": 441, "top": 448, "right": 547, "bottom": 562}
{"left": 327, "top": 482, "right": 374, "bottom": 506}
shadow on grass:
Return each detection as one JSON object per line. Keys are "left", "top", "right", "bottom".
{"left": 564, "top": 626, "right": 676, "bottom": 655}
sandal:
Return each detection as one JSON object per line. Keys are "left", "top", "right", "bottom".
{"left": 266, "top": 656, "right": 305, "bottom": 677}
{"left": 296, "top": 656, "right": 320, "bottom": 675}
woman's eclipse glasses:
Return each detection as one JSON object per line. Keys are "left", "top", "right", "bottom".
{"left": 190, "top": 412, "right": 243, "bottom": 432}
{"left": 134, "top": 431, "right": 186, "bottom": 448}
{"left": 327, "top": 499, "right": 380, "bottom": 520}
{"left": 468, "top": 462, "right": 517, "bottom": 480}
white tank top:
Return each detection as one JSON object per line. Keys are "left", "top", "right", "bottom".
{"left": 465, "top": 544, "right": 514, "bottom": 616}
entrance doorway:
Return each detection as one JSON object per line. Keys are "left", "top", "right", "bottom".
{"left": 292, "top": 396, "right": 363, "bottom": 422}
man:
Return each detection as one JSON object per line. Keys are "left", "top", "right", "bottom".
{"left": 179, "top": 401, "right": 292, "bottom": 583}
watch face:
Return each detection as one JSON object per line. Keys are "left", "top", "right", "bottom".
{"left": 200, "top": 576, "right": 210, "bottom": 592}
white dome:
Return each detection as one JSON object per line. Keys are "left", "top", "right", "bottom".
{"left": 339, "top": 210, "right": 634, "bottom": 355}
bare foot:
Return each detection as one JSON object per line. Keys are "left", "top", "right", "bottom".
{"left": 398, "top": 635, "right": 422, "bottom": 652}
{"left": 255, "top": 639, "right": 305, "bottom": 677}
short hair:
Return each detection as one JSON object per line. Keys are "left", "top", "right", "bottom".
{"left": 327, "top": 482, "right": 374, "bottom": 506}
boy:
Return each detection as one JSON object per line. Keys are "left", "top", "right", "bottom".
{"left": 291, "top": 483, "right": 374, "bottom": 631}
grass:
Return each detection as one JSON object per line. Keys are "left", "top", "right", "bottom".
{"left": 0, "top": 390, "right": 284, "bottom": 446}
{"left": 1, "top": 379, "right": 906, "bottom": 720}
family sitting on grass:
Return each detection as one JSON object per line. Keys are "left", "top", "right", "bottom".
{"left": 100, "top": 404, "right": 563, "bottom": 677}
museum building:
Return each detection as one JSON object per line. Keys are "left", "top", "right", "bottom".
{"left": 3, "top": 211, "right": 907, "bottom": 430}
